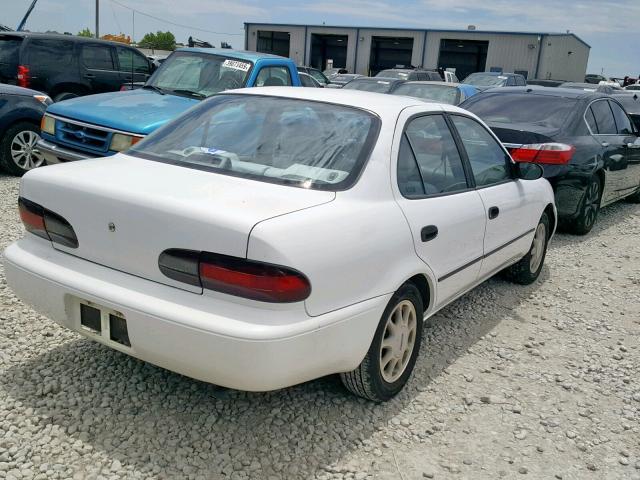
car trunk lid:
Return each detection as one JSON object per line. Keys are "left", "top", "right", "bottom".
{"left": 487, "top": 122, "right": 560, "bottom": 147}
{"left": 20, "top": 154, "right": 335, "bottom": 293}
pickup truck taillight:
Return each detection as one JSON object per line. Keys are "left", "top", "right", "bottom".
{"left": 159, "top": 249, "right": 311, "bottom": 303}
{"left": 18, "top": 197, "right": 79, "bottom": 248}
{"left": 17, "top": 65, "right": 30, "bottom": 88}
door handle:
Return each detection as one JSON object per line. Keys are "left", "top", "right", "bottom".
{"left": 626, "top": 142, "right": 640, "bottom": 149}
{"left": 488, "top": 206, "right": 500, "bottom": 219}
{"left": 84, "top": 73, "right": 96, "bottom": 79}
{"left": 420, "top": 225, "right": 438, "bottom": 242}
{"left": 601, "top": 142, "right": 610, "bottom": 147}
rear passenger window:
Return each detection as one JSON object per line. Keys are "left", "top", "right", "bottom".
{"left": 590, "top": 100, "right": 617, "bottom": 134}
{"left": 451, "top": 115, "right": 511, "bottom": 187}
{"left": 585, "top": 107, "right": 598, "bottom": 133}
{"left": 82, "top": 45, "right": 114, "bottom": 70}
{"left": 398, "top": 115, "right": 469, "bottom": 197}
{"left": 27, "top": 39, "right": 74, "bottom": 67}
{"left": 255, "top": 66, "right": 292, "bottom": 86}
{"left": 609, "top": 101, "right": 634, "bottom": 135}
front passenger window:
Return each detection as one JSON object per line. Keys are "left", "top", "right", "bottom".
{"left": 451, "top": 115, "right": 511, "bottom": 187}
{"left": 398, "top": 115, "right": 469, "bottom": 197}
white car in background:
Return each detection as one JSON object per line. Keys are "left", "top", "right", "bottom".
{"left": 4, "top": 88, "right": 556, "bottom": 401}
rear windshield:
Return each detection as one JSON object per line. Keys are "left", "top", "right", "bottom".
{"left": 343, "top": 79, "right": 394, "bottom": 93}
{"left": 462, "top": 93, "right": 578, "bottom": 129}
{"left": 0, "top": 36, "right": 22, "bottom": 76}
{"left": 376, "top": 70, "right": 409, "bottom": 80}
{"left": 129, "top": 95, "right": 380, "bottom": 191}
{"left": 147, "top": 52, "right": 252, "bottom": 98}
{"left": 463, "top": 73, "right": 507, "bottom": 87}
{"left": 393, "top": 83, "right": 459, "bottom": 104}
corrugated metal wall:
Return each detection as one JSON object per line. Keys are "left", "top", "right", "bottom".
{"left": 245, "top": 24, "right": 589, "bottom": 81}
{"left": 537, "top": 35, "right": 590, "bottom": 82}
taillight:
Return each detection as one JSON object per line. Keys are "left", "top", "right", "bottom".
{"left": 17, "top": 65, "right": 30, "bottom": 88}
{"left": 159, "top": 249, "right": 311, "bottom": 303}
{"left": 509, "top": 143, "right": 575, "bottom": 165}
{"left": 18, "top": 197, "right": 79, "bottom": 248}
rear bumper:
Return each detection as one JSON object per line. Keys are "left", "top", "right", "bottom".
{"left": 3, "top": 236, "right": 388, "bottom": 391}
{"left": 37, "top": 139, "right": 98, "bottom": 164}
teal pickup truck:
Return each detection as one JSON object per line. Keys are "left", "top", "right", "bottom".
{"left": 37, "top": 48, "right": 302, "bottom": 163}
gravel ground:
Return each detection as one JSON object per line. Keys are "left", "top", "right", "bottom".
{"left": 0, "top": 172, "right": 639, "bottom": 480}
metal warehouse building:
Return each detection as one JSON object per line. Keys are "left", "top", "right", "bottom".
{"left": 244, "top": 23, "right": 590, "bottom": 82}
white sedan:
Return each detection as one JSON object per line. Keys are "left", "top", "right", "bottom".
{"left": 4, "top": 88, "right": 556, "bottom": 401}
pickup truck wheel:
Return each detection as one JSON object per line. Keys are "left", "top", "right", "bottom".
{"left": 340, "top": 283, "right": 423, "bottom": 402}
{"left": 0, "top": 122, "right": 46, "bottom": 176}
{"left": 53, "top": 92, "right": 79, "bottom": 102}
{"left": 502, "top": 212, "right": 549, "bottom": 285}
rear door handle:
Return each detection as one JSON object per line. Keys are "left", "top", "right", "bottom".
{"left": 421, "top": 225, "right": 438, "bottom": 242}
{"left": 84, "top": 73, "right": 96, "bottom": 79}
{"left": 488, "top": 206, "right": 500, "bottom": 219}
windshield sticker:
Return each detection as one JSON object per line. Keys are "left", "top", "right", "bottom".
{"left": 223, "top": 60, "right": 251, "bottom": 72}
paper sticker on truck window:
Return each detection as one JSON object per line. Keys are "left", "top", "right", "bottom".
{"left": 223, "top": 60, "right": 251, "bottom": 72}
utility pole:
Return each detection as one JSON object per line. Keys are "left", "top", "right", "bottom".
{"left": 95, "top": 0, "right": 99, "bottom": 38}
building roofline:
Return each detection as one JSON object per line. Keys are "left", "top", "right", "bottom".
{"left": 243, "top": 23, "right": 591, "bottom": 49}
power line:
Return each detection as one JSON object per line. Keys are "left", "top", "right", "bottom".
{"left": 107, "top": 0, "right": 244, "bottom": 36}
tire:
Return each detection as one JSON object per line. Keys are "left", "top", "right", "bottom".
{"left": 53, "top": 92, "right": 79, "bottom": 102}
{"left": 626, "top": 188, "right": 640, "bottom": 203}
{"left": 568, "top": 175, "right": 601, "bottom": 235}
{"left": 0, "top": 122, "right": 46, "bottom": 176}
{"left": 340, "top": 283, "right": 423, "bottom": 402}
{"left": 502, "top": 212, "right": 550, "bottom": 285}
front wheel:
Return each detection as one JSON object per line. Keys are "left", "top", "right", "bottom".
{"left": 0, "top": 122, "right": 46, "bottom": 176}
{"left": 501, "top": 212, "right": 550, "bottom": 285}
{"left": 340, "top": 283, "right": 423, "bottom": 402}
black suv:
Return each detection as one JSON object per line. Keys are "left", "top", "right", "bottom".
{"left": 0, "top": 32, "right": 152, "bottom": 102}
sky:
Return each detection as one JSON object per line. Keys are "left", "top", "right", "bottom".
{"left": 3, "top": 0, "right": 639, "bottom": 78}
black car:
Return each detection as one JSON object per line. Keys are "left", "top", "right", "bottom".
{"left": 460, "top": 86, "right": 640, "bottom": 234}
{"left": 375, "top": 68, "right": 442, "bottom": 81}
{"left": 612, "top": 93, "right": 640, "bottom": 130}
{"left": 0, "top": 83, "right": 51, "bottom": 175}
{"left": 297, "top": 66, "right": 330, "bottom": 86}
{"left": 341, "top": 77, "right": 405, "bottom": 93}
{"left": 0, "top": 32, "right": 151, "bottom": 102}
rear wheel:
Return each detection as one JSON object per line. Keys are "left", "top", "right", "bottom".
{"left": 502, "top": 212, "right": 549, "bottom": 285}
{"left": 569, "top": 175, "right": 601, "bottom": 235}
{"left": 0, "top": 122, "right": 46, "bottom": 176}
{"left": 340, "top": 283, "right": 423, "bottom": 402}
{"left": 626, "top": 187, "right": 640, "bottom": 203}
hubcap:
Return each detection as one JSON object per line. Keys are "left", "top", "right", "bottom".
{"left": 529, "top": 222, "right": 546, "bottom": 273}
{"left": 582, "top": 180, "right": 600, "bottom": 228}
{"left": 379, "top": 300, "right": 417, "bottom": 384}
{"left": 10, "top": 130, "right": 45, "bottom": 170}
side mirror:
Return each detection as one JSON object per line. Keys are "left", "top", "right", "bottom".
{"left": 515, "top": 162, "right": 543, "bottom": 180}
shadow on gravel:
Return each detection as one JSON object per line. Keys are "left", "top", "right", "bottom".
{"left": 2, "top": 268, "right": 548, "bottom": 478}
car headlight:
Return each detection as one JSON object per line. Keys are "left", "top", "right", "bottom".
{"left": 109, "top": 133, "right": 142, "bottom": 152}
{"left": 40, "top": 115, "right": 55, "bottom": 135}
{"left": 33, "top": 94, "right": 52, "bottom": 105}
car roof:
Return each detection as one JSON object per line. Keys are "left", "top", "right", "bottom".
{"left": 224, "top": 87, "right": 458, "bottom": 117}
{"left": 482, "top": 85, "right": 608, "bottom": 99}
{"left": 351, "top": 77, "right": 403, "bottom": 82}
{"left": 0, "top": 31, "right": 136, "bottom": 48}
{"left": 176, "top": 48, "right": 286, "bottom": 61}
{"left": 399, "top": 81, "right": 458, "bottom": 87}
{"left": 612, "top": 93, "right": 640, "bottom": 113}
